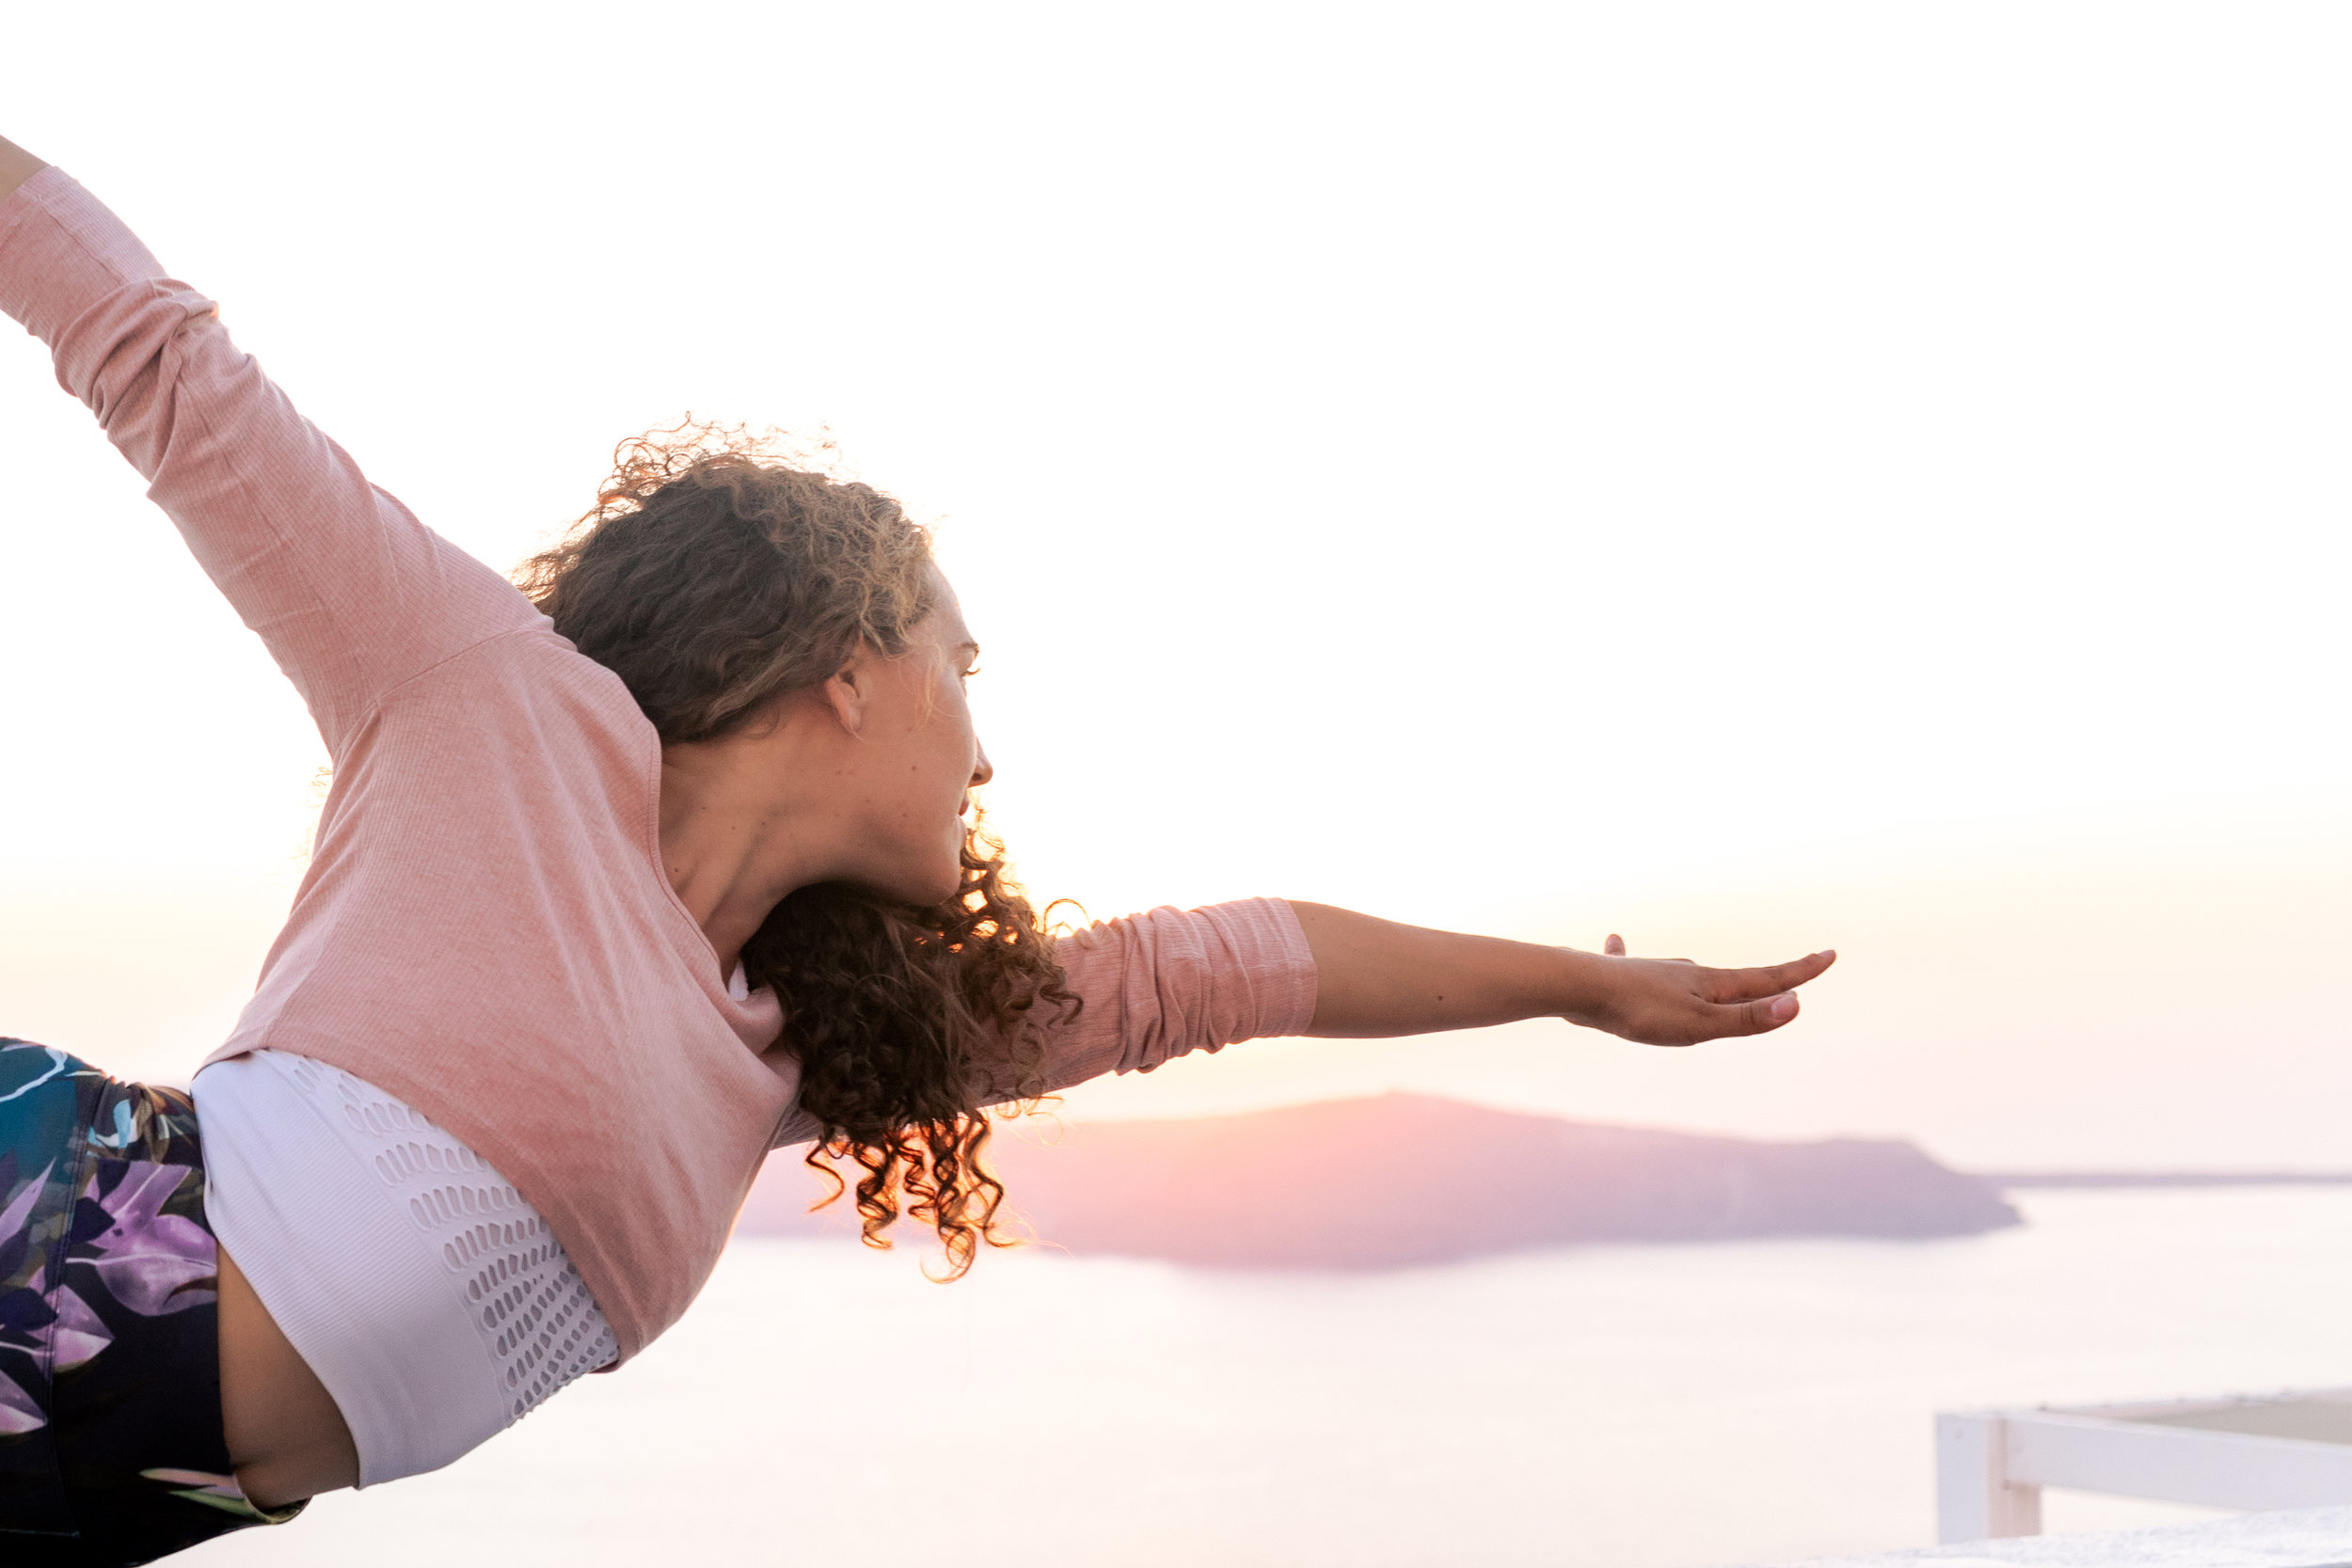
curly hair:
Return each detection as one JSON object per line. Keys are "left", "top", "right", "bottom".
{"left": 515, "top": 420, "right": 1074, "bottom": 1277}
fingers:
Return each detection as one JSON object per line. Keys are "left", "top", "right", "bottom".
{"left": 1637, "top": 990, "right": 1802, "bottom": 1046}
{"left": 1709, "top": 950, "right": 1836, "bottom": 1000}
{"left": 1691, "top": 991, "right": 1800, "bottom": 1040}
{"left": 1598, "top": 945, "right": 1836, "bottom": 1045}
{"left": 1777, "top": 949, "right": 1836, "bottom": 987}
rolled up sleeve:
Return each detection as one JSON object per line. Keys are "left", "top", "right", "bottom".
{"left": 1029, "top": 896, "right": 1319, "bottom": 1094}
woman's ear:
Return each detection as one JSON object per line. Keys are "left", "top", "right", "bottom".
{"left": 821, "top": 655, "right": 870, "bottom": 736}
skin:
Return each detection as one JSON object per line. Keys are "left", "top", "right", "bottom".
{"left": 660, "top": 568, "right": 993, "bottom": 975}
{"left": 1, "top": 133, "right": 1834, "bottom": 1508}
{"left": 0, "top": 136, "right": 40, "bottom": 203}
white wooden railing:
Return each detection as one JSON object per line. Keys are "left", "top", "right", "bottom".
{"left": 1936, "top": 1390, "right": 2352, "bottom": 1544}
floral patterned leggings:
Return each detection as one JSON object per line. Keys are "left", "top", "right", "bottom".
{"left": 0, "top": 1039, "right": 300, "bottom": 1565}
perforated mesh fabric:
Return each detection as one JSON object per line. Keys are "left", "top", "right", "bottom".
{"left": 279, "top": 1053, "right": 618, "bottom": 1421}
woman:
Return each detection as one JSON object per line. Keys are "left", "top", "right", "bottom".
{"left": 0, "top": 135, "right": 1833, "bottom": 1566}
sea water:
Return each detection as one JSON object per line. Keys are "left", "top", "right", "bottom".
{"left": 189, "top": 1188, "right": 2352, "bottom": 1567}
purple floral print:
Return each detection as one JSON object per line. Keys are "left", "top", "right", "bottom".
{"left": 0, "top": 1037, "right": 301, "bottom": 1559}
{"left": 72, "top": 1162, "right": 216, "bottom": 1319}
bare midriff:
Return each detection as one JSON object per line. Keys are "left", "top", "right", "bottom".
{"left": 215, "top": 1248, "right": 359, "bottom": 1508}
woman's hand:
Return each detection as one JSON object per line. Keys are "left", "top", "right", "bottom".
{"left": 1290, "top": 901, "right": 1835, "bottom": 1047}
{"left": 1562, "top": 933, "right": 1836, "bottom": 1046}
{"left": 0, "top": 137, "right": 47, "bottom": 207}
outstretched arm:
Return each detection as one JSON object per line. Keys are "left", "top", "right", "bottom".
{"left": 1019, "top": 898, "right": 1828, "bottom": 1103}
{"left": 1288, "top": 901, "right": 1834, "bottom": 1047}
{"left": 771, "top": 897, "right": 1833, "bottom": 1147}
{"left": 0, "top": 135, "right": 542, "bottom": 754}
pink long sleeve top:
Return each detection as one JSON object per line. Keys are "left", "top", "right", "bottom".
{"left": 0, "top": 167, "right": 1319, "bottom": 1363}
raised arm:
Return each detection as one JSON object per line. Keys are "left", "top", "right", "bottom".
{"left": 0, "top": 137, "right": 542, "bottom": 753}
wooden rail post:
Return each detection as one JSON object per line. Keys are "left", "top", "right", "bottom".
{"left": 1936, "top": 1411, "right": 2043, "bottom": 1544}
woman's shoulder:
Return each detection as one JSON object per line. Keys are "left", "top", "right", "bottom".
{"left": 374, "top": 620, "right": 658, "bottom": 747}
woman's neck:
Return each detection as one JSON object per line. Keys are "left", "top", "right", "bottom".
{"left": 657, "top": 721, "right": 843, "bottom": 976}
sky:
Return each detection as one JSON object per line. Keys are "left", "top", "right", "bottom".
{"left": 1, "top": 2, "right": 2347, "bottom": 1168}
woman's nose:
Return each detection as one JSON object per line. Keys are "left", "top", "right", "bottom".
{"left": 970, "top": 745, "right": 994, "bottom": 788}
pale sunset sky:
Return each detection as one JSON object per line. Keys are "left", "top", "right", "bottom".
{"left": 1, "top": 3, "right": 2346, "bottom": 1168}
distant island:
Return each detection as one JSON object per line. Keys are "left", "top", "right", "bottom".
{"left": 734, "top": 1092, "right": 2023, "bottom": 1269}
{"left": 1979, "top": 1170, "right": 2352, "bottom": 1188}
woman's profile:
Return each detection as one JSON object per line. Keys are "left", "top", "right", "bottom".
{"left": 0, "top": 133, "right": 1833, "bottom": 1566}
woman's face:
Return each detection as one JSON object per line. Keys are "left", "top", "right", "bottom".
{"left": 834, "top": 568, "right": 993, "bottom": 907}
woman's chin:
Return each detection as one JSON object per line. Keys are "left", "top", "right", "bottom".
{"left": 866, "top": 866, "right": 963, "bottom": 910}
{"left": 843, "top": 847, "right": 965, "bottom": 910}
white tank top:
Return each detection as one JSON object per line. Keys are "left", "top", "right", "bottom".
{"left": 194, "top": 1050, "right": 620, "bottom": 1486}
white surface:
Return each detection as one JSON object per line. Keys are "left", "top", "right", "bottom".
{"left": 1772, "top": 1504, "right": 2352, "bottom": 1566}
{"left": 182, "top": 1187, "right": 2352, "bottom": 1568}
{"left": 2006, "top": 1411, "right": 2352, "bottom": 1515}
{"left": 1938, "top": 1395, "right": 2352, "bottom": 1542}
{"left": 195, "top": 1051, "right": 613, "bottom": 1485}
{"left": 1940, "top": 1412, "right": 2043, "bottom": 1543}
